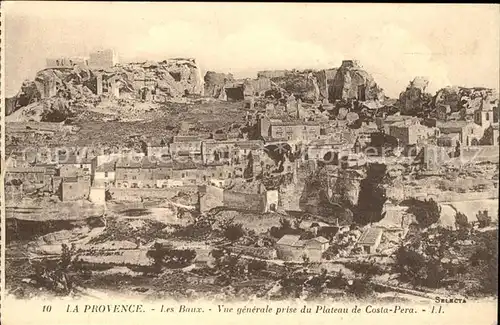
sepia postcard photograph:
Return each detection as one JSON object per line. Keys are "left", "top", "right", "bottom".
{"left": 0, "top": 2, "right": 498, "bottom": 325}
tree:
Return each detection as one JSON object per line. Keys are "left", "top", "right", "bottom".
{"left": 247, "top": 259, "right": 267, "bottom": 274}
{"left": 476, "top": 210, "right": 491, "bottom": 228}
{"left": 395, "top": 246, "right": 427, "bottom": 283}
{"left": 355, "top": 163, "right": 387, "bottom": 225}
{"left": 455, "top": 212, "right": 469, "bottom": 230}
{"left": 406, "top": 198, "right": 441, "bottom": 228}
{"left": 219, "top": 218, "right": 245, "bottom": 242}
{"left": 146, "top": 242, "right": 172, "bottom": 272}
{"left": 146, "top": 242, "right": 196, "bottom": 270}
{"left": 243, "top": 152, "right": 254, "bottom": 179}
{"left": 301, "top": 254, "right": 311, "bottom": 268}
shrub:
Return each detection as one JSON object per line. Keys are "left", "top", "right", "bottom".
{"left": 405, "top": 198, "right": 441, "bottom": 228}
{"left": 247, "top": 259, "right": 267, "bottom": 274}
{"left": 146, "top": 242, "right": 196, "bottom": 270}
{"left": 476, "top": 210, "right": 492, "bottom": 228}
{"left": 455, "top": 212, "right": 470, "bottom": 230}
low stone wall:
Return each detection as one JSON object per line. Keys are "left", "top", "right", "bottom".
{"left": 230, "top": 245, "right": 277, "bottom": 260}
{"left": 109, "top": 186, "right": 198, "bottom": 201}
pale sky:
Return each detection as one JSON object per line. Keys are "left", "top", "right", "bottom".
{"left": 3, "top": 2, "right": 500, "bottom": 98}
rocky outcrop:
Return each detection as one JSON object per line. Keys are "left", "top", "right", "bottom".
{"left": 8, "top": 58, "right": 205, "bottom": 119}
{"left": 203, "top": 71, "right": 235, "bottom": 99}
{"left": 398, "top": 76, "right": 433, "bottom": 116}
{"left": 150, "top": 58, "right": 204, "bottom": 97}
{"left": 330, "top": 60, "right": 384, "bottom": 102}
{"left": 434, "top": 86, "right": 498, "bottom": 119}
{"left": 267, "top": 70, "right": 321, "bottom": 103}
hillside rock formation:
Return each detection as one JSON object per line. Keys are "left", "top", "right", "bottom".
{"left": 330, "top": 60, "right": 384, "bottom": 102}
{"left": 398, "top": 76, "right": 433, "bottom": 116}
{"left": 7, "top": 58, "right": 205, "bottom": 119}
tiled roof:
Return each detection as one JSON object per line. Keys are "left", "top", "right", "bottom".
{"left": 309, "top": 236, "right": 329, "bottom": 244}
{"left": 6, "top": 167, "right": 46, "bottom": 173}
{"left": 57, "top": 154, "right": 92, "bottom": 165}
{"left": 276, "top": 234, "right": 302, "bottom": 247}
{"left": 63, "top": 176, "right": 79, "bottom": 183}
{"left": 173, "top": 135, "right": 201, "bottom": 143}
{"left": 95, "top": 161, "right": 116, "bottom": 172}
{"left": 357, "top": 227, "right": 383, "bottom": 246}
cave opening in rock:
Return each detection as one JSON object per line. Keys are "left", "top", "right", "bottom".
{"left": 169, "top": 72, "right": 182, "bottom": 82}
{"left": 225, "top": 87, "right": 245, "bottom": 101}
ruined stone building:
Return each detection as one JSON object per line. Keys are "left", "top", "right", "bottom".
{"left": 46, "top": 57, "right": 89, "bottom": 69}
{"left": 89, "top": 49, "right": 118, "bottom": 69}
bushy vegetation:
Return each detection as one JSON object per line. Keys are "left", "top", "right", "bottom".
{"left": 404, "top": 198, "right": 441, "bottom": 228}
{"left": 355, "top": 163, "right": 387, "bottom": 225}
{"left": 146, "top": 242, "right": 197, "bottom": 271}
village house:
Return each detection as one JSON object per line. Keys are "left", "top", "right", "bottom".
{"left": 4, "top": 166, "right": 46, "bottom": 187}
{"left": 376, "top": 114, "right": 414, "bottom": 134}
{"left": 304, "top": 139, "right": 344, "bottom": 163}
{"left": 356, "top": 227, "right": 384, "bottom": 254}
{"left": 92, "top": 160, "right": 116, "bottom": 187}
{"left": 257, "top": 115, "right": 321, "bottom": 142}
{"left": 169, "top": 135, "right": 203, "bottom": 160}
{"left": 201, "top": 140, "right": 263, "bottom": 165}
{"left": 269, "top": 121, "right": 321, "bottom": 142}
{"left": 437, "top": 133, "right": 461, "bottom": 148}
{"left": 480, "top": 124, "right": 499, "bottom": 146}
{"left": 198, "top": 185, "right": 279, "bottom": 214}
{"left": 389, "top": 119, "right": 438, "bottom": 147}
{"left": 437, "top": 120, "right": 485, "bottom": 146}
{"left": 115, "top": 156, "right": 155, "bottom": 188}
{"left": 357, "top": 122, "right": 380, "bottom": 145}
{"left": 56, "top": 153, "right": 92, "bottom": 178}
{"left": 146, "top": 138, "right": 170, "bottom": 158}
{"left": 61, "top": 176, "right": 91, "bottom": 201}
{"left": 474, "top": 101, "right": 498, "bottom": 130}
{"left": 203, "top": 163, "right": 236, "bottom": 188}
{"left": 170, "top": 160, "right": 202, "bottom": 186}
{"left": 276, "top": 234, "right": 330, "bottom": 262}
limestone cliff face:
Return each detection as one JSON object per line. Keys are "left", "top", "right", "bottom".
{"left": 330, "top": 60, "right": 384, "bottom": 102}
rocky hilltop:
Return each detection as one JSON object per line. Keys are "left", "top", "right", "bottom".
{"left": 7, "top": 58, "right": 204, "bottom": 120}
{"left": 204, "top": 60, "right": 385, "bottom": 104}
